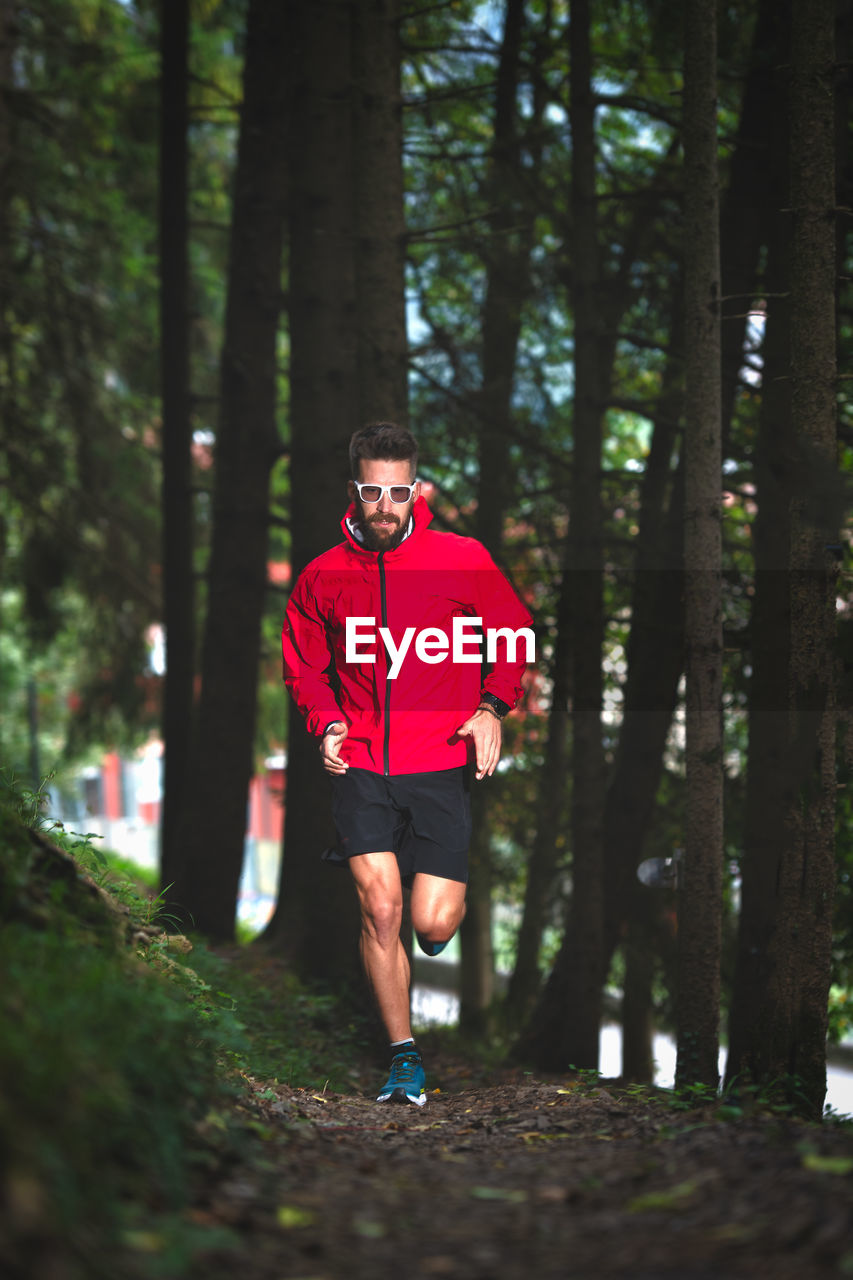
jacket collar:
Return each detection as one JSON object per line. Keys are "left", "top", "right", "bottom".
{"left": 341, "top": 494, "right": 434, "bottom": 556}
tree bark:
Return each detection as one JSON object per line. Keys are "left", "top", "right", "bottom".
{"left": 725, "top": 20, "right": 794, "bottom": 1101}
{"left": 676, "top": 0, "right": 723, "bottom": 1093}
{"left": 264, "top": 0, "right": 360, "bottom": 977}
{"left": 785, "top": 0, "right": 838, "bottom": 1114}
{"left": 556, "top": 0, "right": 607, "bottom": 1069}
{"left": 510, "top": 0, "right": 606, "bottom": 1070}
{"left": 267, "top": 0, "right": 408, "bottom": 995}
{"left": 158, "top": 0, "right": 194, "bottom": 895}
{"left": 459, "top": 0, "right": 532, "bottom": 1033}
{"left": 352, "top": 0, "right": 408, "bottom": 424}
{"left": 168, "top": 0, "right": 288, "bottom": 939}
{"left": 728, "top": 0, "right": 837, "bottom": 1121}
{"left": 719, "top": 0, "right": 791, "bottom": 443}
{"left": 504, "top": 572, "right": 571, "bottom": 1023}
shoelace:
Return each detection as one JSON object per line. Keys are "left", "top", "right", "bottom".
{"left": 390, "top": 1052, "right": 422, "bottom": 1085}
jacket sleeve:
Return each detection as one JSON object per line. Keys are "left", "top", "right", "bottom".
{"left": 281, "top": 570, "right": 344, "bottom": 737}
{"left": 472, "top": 542, "right": 534, "bottom": 711}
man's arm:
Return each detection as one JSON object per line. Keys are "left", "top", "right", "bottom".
{"left": 281, "top": 572, "right": 347, "bottom": 739}
{"left": 319, "top": 720, "right": 349, "bottom": 775}
{"left": 455, "top": 703, "right": 503, "bottom": 780}
{"left": 474, "top": 544, "right": 534, "bottom": 709}
{"left": 455, "top": 543, "right": 533, "bottom": 779}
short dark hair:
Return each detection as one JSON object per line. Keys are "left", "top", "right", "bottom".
{"left": 349, "top": 422, "right": 418, "bottom": 480}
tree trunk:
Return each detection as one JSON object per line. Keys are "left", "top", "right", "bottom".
{"left": 557, "top": 0, "right": 606, "bottom": 1069}
{"left": 352, "top": 0, "right": 408, "bottom": 424}
{"left": 504, "top": 572, "right": 571, "bottom": 1023}
{"left": 602, "top": 400, "right": 684, "bottom": 966}
{"left": 461, "top": 0, "right": 535, "bottom": 1033}
{"left": 158, "top": 0, "right": 194, "bottom": 895}
{"left": 676, "top": 0, "right": 723, "bottom": 1093}
{"left": 459, "top": 788, "right": 494, "bottom": 1033}
{"left": 267, "top": 0, "right": 408, "bottom": 994}
{"left": 621, "top": 893, "right": 657, "bottom": 1084}
{"left": 719, "top": 0, "right": 791, "bottom": 443}
{"left": 728, "top": 0, "right": 837, "bottom": 1121}
{"left": 783, "top": 0, "right": 838, "bottom": 1119}
{"left": 510, "top": 0, "right": 605, "bottom": 1071}
{"left": 167, "top": 0, "right": 288, "bottom": 939}
{"left": 725, "top": 21, "right": 794, "bottom": 1101}
{"left": 264, "top": 0, "right": 360, "bottom": 978}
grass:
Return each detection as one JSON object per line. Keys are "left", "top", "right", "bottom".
{"left": 0, "top": 773, "right": 373, "bottom": 1277}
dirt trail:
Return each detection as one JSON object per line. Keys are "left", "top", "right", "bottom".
{"left": 190, "top": 1062, "right": 853, "bottom": 1280}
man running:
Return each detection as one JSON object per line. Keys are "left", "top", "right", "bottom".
{"left": 282, "top": 422, "right": 532, "bottom": 1105}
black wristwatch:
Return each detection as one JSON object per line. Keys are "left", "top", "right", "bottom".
{"left": 478, "top": 692, "right": 511, "bottom": 720}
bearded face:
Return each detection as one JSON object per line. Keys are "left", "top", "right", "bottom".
{"left": 349, "top": 458, "right": 419, "bottom": 552}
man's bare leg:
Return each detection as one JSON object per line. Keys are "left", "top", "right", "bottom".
{"left": 349, "top": 851, "right": 412, "bottom": 1043}
{"left": 411, "top": 872, "right": 467, "bottom": 954}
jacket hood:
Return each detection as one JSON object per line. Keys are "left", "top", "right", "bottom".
{"left": 340, "top": 494, "right": 434, "bottom": 557}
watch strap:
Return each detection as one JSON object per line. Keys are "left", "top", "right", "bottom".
{"left": 479, "top": 692, "right": 510, "bottom": 720}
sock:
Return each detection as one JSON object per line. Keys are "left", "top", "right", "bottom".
{"left": 390, "top": 1037, "right": 416, "bottom": 1054}
{"left": 416, "top": 932, "right": 449, "bottom": 957}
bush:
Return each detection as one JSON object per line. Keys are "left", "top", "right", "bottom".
{"left": 0, "top": 800, "right": 243, "bottom": 1278}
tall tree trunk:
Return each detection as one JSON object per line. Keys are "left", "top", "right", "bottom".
{"left": 461, "top": 0, "right": 530, "bottom": 1033}
{"left": 168, "top": 0, "right": 289, "bottom": 938}
{"left": 728, "top": 0, "right": 837, "bottom": 1121}
{"left": 504, "top": 573, "right": 571, "bottom": 1023}
{"left": 158, "top": 0, "right": 194, "bottom": 895}
{"left": 719, "top": 0, "right": 791, "bottom": 442}
{"left": 621, "top": 889, "right": 658, "bottom": 1083}
{"left": 558, "top": 0, "right": 606, "bottom": 1068}
{"left": 459, "top": 798, "right": 495, "bottom": 1031}
{"left": 264, "top": 0, "right": 360, "bottom": 979}
{"left": 352, "top": 0, "right": 408, "bottom": 424}
{"left": 510, "top": 0, "right": 605, "bottom": 1070}
{"left": 615, "top": 447, "right": 685, "bottom": 1077}
{"left": 267, "top": 0, "right": 408, "bottom": 994}
{"left": 676, "top": 0, "right": 723, "bottom": 1093}
{"left": 725, "top": 18, "right": 794, "bottom": 1103}
{"left": 783, "top": 0, "right": 838, "bottom": 1119}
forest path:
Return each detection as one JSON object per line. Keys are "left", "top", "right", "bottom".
{"left": 189, "top": 1059, "right": 853, "bottom": 1279}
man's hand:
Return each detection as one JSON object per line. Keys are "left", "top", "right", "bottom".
{"left": 320, "top": 721, "right": 349, "bottom": 775}
{"left": 456, "top": 707, "right": 502, "bottom": 780}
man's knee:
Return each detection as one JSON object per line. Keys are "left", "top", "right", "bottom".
{"left": 412, "top": 899, "right": 465, "bottom": 948}
{"left": 360, "top": 888, "right": 403, "bottom": 943}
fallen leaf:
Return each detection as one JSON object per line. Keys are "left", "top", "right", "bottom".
{"left": 802, "top": 1153, "right": 853, "bottom": 1176}
{"left": 628, "top": 1180, "right": 698, "bottom": 1213}
{"left": 276, "top": 1205, "right": 317, "bottom": 1229}
{"left": 353, "top": 1216, "right": 386, "bottom": 1238}
{"left": 471, "top": 1186, "right": 528, "bottom": 1203}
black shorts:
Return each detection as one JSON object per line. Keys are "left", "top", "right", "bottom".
{"left": 326, "top": 766, "right": 471, "bottom": 885}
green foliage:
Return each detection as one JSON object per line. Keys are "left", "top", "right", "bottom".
{"left": 0, "top": 773, "right": 374, "bottom": 1276}
{"left": 179, "top": 944, "right": 375, "bottom": 1093}
{"left": 0, "top": 797, "right": 242, "bottom": 1272}
{"left": 0, "top": 0, "right": 245, "bottom": 772}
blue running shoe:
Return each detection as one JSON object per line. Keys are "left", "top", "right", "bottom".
{"left": 376, "top": 1047, "right": 426, "bottom": 1107}
{"left": 416, "top": 932, "right": 449, "bottom": 957}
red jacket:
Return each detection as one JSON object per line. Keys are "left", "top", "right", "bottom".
{"left": 282, "top": 496, "right": 533, "bottom": 775}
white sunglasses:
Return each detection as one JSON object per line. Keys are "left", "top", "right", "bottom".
{"left": 353, "top": 481, "right": 417, "bottom": 504}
